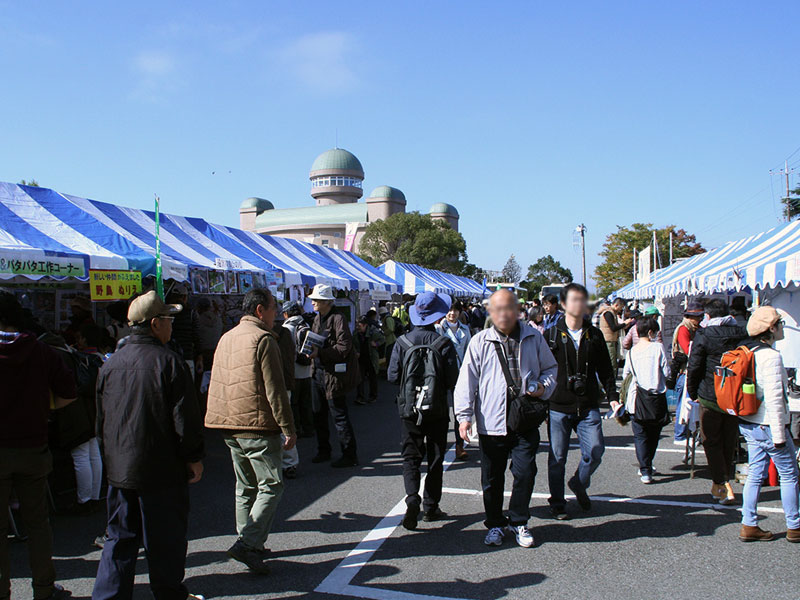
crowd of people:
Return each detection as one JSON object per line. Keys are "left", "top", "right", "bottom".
{"left": 2, "top": 280, "right": 799, "bottom": 599}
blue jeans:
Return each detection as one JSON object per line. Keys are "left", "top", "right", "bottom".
{"left": 673, "top": 373, "right": 688, "bottom": 441}
{"left": 739, "top": 423, "right": 800, "bottom": 530}
{"left": 547, "top": 409, "right": 605, "bottom": 509}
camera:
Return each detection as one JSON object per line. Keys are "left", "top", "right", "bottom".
{"left": 567, "top": 374, "right": 587, "bottom": 396}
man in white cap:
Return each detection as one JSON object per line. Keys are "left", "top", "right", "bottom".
{"left": 93, "top": 290, "right": 205, "bottom": 600}
{"left": 306, "top": 284, "right": 361, "bottom": 468}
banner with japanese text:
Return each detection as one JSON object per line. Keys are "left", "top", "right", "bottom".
{"left": 89, "top": 270, "right": 142, "bottom": 301}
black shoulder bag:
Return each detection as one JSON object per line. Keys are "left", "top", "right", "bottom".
{"left": 491, "top": 341, "right": 548, "bottom": 432}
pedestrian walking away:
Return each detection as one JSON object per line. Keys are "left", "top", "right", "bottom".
{"left": 736, "top": 307, "right": 800, "bottom": 543}
{"left": 307, "top": 284, "right": 361, "bottom": 468}
{"left": 686, "top": 298, "right": 748, "bottom": 505}
{"left": 623, "top": 316, "right": 671, "bottom": 484}
{"left": 545, "top": 283, "right": 617, "bottom": 519}
{"left": 206, "top": 288, "right": 297, "bottom": 574}
{"left": 389, "top": 292, "right": 460, "bottom": 531}
{"left": 455, "top": 289, "right": 557, "bottom": 549}
{"left": 92, "top": 290, "right": 205, "bottom": 600}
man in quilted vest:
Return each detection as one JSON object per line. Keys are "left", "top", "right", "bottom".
{"left": 206, "top": 288, "right": 296, "bottom": 575}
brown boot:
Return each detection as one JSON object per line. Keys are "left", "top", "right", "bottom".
{"left": 787, "top": 528, "right": 800, "bottom": 543}
{"left": 739, "top": 525, "right": 774, "bottom": 542}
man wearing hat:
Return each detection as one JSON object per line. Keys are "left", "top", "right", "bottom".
{"left": 307, "top": 284, "right": 361, "bottom": 468}
{"left": 93, "top": 291, "right": 205, "bottom": 600}
{"left": 670, "top": 300, "right": 704, "bottom": 444}
{"left": 387, "top": 292, "right": 459, "bottom": 530}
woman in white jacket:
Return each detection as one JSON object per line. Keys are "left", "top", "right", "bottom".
{"left": 737, "top": 306, "right": 800, "bottom": 543}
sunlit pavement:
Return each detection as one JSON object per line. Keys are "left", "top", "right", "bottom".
{"left": 9, "top": 380, "right": 797, "bottom": 600}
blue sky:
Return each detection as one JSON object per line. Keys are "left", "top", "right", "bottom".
{"left": 2, "top": 1, "right": 799, "bottom": 288}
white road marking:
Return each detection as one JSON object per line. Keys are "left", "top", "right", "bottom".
{"left": 315, "top": 446, "right": 467, "bottom": 600}
{"left": 441, "top": 487, "right": 786, "bottom": 515}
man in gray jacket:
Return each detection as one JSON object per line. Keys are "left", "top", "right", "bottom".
{"left": 455, "top": 290, "right": 557, "bottom": 549}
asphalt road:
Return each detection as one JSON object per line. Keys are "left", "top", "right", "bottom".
{"left": 9, "top": 379, "right": 799, "bottom": 600}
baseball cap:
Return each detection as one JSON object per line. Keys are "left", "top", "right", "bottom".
{"left": 127, "top": 291, "right": 182, "bottom": 325}
{"left": 644, "top": 306, "right": 661, "bottom": 317}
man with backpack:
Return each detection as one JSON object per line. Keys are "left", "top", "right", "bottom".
{"left": 388, "top": 292, "right": 459, "bottom": 531}
{"left": 455, "top": 289, "right": 557, "bottom": 549}
{"left": 686, "top": 298, "right": 748, "bottom": 505}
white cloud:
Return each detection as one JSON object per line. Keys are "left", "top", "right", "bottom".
{"left": 277, "top": 32, "right": 358, "bottom": 92}
{"left": 131, "top": 50, "right": 178, "bottom": 102}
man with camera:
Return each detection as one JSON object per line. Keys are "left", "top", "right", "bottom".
{"left": 455, "top": 290, "right": 557, "bottom": 548}
{"left": 545, "top": 283, "right": 617, "bottom": 520}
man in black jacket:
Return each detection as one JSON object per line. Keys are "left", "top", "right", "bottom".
{"left": 546, "top": 283, "right": 617, "bottom": 520}
{"left": 686, "top": 298, "right": 748, "bottom": 503}
{"left": 93, "top": 291, "right": 205, "bottom": 600}
{"left": 388, "top": 292, "right": 459, "bottom": 531}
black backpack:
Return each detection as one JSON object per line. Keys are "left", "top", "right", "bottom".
{"left": 291, "top": 320, "right": 312, "bottom": 366}
{"left": 392, "top": 316, "right": 406, "bottom": 338}
{"left": 395, "top": 334, "right": 450, "bottom": 424}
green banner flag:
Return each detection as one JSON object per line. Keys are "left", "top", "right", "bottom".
{"left": 155, "top": 194, "right": 164, "bottom": 300}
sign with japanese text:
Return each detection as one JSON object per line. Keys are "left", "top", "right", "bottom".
{"left": 89, "top": 270, "right": 142, "bottom": 301}
{"left": 0, "top": 254, "right": 86, "bottom": 278}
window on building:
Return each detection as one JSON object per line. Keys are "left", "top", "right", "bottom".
{"left": 321, "top": 239, "right": 330, "bottom": 247}
{"left": 333, "top": 232, "right": 341, "bottom": 237}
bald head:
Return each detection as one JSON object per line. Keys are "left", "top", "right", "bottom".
{"left": 488, "top": 289, "right": 519, "bottom": 334}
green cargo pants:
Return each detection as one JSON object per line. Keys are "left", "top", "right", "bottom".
{"left": 223, "top": 435, "right": 284, "bottom": 551}
{"left": 0, "top": 446, "right": 56, "bottom": 600}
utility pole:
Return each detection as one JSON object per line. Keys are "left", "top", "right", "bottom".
{"left": 770, "top": 160, "right": 795, "bottom": 221}
{"left": 576, "top": 224, "right": 587, "bottom": 286}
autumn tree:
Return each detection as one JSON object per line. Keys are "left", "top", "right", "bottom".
{"left": 594, "top": 223, "right": 704, "bottom": 297}
{"left": 501, "top": 254, "right": 522, "bottom": 283}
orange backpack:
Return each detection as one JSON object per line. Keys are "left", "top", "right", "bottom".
{"left": 714, "top": 345, "right": 759, "bottom": 416}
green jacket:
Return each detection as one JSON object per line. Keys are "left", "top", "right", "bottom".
{"left": 382, "top": 315, "right": 397, "bottom": 346}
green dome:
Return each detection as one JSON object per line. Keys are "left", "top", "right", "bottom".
{"left": 429, "top": 202, "right": 459, "bottom": 217}
{"left": 310, "top": 148, "right": 364, "bottom": 175}
{"left": 240, "top": 197, "right": 274, "bottom": 211}
{"left": 368, "top": 185, "right": 406, "bottom": 202}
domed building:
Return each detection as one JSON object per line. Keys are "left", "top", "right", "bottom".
{"left": 239, "top": 148, "right": 459, "bottom": 251}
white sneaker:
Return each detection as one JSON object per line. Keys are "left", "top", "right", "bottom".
{"left": 640, "top": 474, "right": 653, "bottom": 484}
{"left": 637, "top": 468, "right": 659, "bottom": 476}
{"left": 673, "top": 439, "right": 687, "bottom": 446}
{"left": 484, "top": 527, "right": 505, "bottom": 546}
{"left": 507, "top": 525, "right": 534, "bottom": 548}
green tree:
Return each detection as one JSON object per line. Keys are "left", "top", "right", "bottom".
{"left": 782, "top": 185, "right": 800, "bottom": 220}
{"left": 524, "top": 254, "right": 573, "bottom": 297}
{"left": 594, "top": 223, "right": 704, "bottom": 297}
{"left": 19, "top": 179, "right": 40, "bottom": 187}
{"left": 501, "top": 254, "right": 522, "bottom": 283}
{"left": 358, "top": 211, "right": 468, "bottom": 274}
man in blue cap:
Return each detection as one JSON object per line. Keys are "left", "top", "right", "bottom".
{"left": 388, "top": 292, "right": 460, "bottom": 531}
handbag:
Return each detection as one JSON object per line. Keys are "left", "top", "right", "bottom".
{"left": 629, "top": 352, "right": 670, "bottom": 425}
{"left": 491, "top": 341, "right": 548, "bottom": 432}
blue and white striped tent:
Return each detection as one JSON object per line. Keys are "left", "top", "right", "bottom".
{"left": 0, "top": 182, "right": 401, "bottom": 292}
{"left": 379, "top": 260, "right": 484, "bottom": 297}
{"left": 614, "top": 220, "right": 800, "bottom": 300}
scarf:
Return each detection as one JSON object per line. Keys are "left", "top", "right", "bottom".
{"left": 671, "top": 318, "right": 699, "bottom": 356}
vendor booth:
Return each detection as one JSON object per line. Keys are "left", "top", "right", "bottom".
{"left": 379, "top": 260, "right": 484, "bottom": 298}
